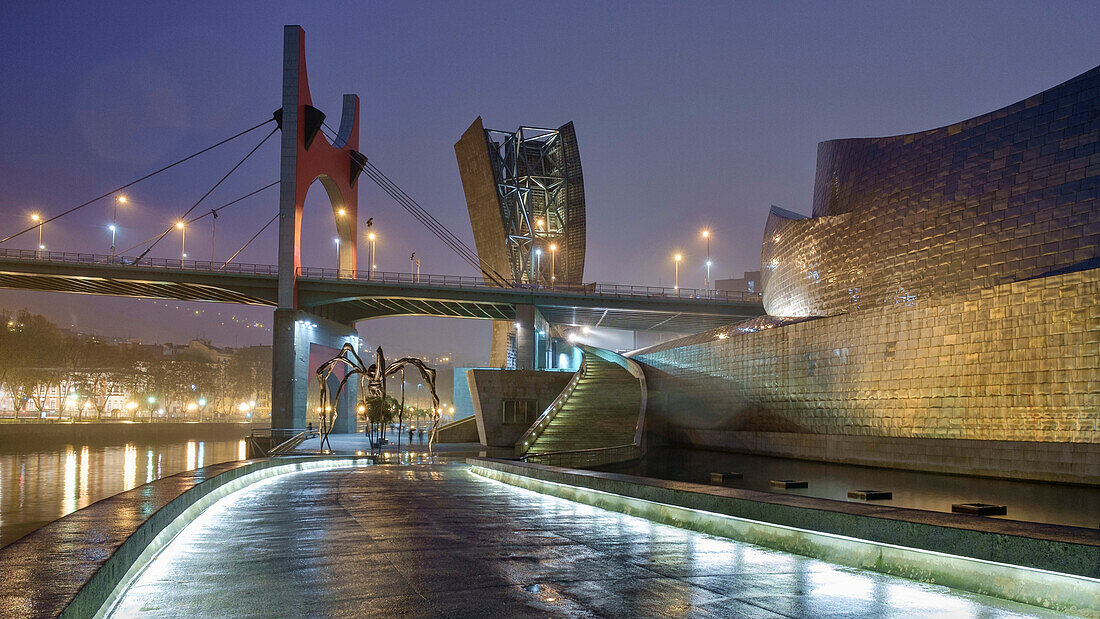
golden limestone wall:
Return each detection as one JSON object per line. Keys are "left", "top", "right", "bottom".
{"left": 633, "top": 267, "right": 1099, "bottom": 447}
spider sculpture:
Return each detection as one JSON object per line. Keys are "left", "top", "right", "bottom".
{"left": 315, "top": 344, "right": 441, "bottom": 453}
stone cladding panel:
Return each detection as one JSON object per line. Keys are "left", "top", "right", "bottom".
{"left": 634, "top": 268, "right": 1099, "bottom": 444}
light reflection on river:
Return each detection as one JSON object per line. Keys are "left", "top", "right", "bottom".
{"left": 0, "top": 438, "right": 246, "bottom": 547}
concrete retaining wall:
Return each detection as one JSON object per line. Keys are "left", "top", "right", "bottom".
{"left": 467, "top": 369, "right": 572, "bottom": 446}
{"left": 0, "top": 421, "right": 256, "bottom": 450}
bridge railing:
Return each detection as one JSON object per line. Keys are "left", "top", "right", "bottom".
{"left": 0, "top": 248, "right": 280, "bottom": 275}
{"left": 297, "top": 266, "right": 764, "bottom": 303}
{"left": 0, "top": 247, "right": 763, "bottom": 304}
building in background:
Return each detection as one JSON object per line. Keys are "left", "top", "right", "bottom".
{"left": 455, "top": 118, "right": 587, "bottom": 367}
{"left": 715, "top": 270, "right": 763, "bottom": 296}
{"left": 631, "top": 65, "right": 1100, "bottom": 484}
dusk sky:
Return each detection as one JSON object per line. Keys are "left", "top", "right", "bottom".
{"left": 0, "top": 1, "right": 1097, "bottom": 362}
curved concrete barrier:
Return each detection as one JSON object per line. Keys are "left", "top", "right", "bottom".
{"left": 469, "top": 458, "right": 1100, "bottom": 616}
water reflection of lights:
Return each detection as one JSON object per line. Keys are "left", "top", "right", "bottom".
{"left": 63, "top": 448, "right": 77, "bottom": 514}
{"left": 809, "top": 568, "right": 875, "bottom": 601}
{"left": 146, "top": 450, "right": 155, "bottom": 484}
{"left": 186, "top": 441, "right": 196, "bottom": 471}
{"left": 237, "top": 440, "right": 247, "bottom": 461}
{"left": 123, "top": 444, "right": 137, "bottom": 491}
{"left": 79, "top": 446, "right": 89, "bottom": 499}
{"left": 197, "top": 442, "right": 205, "bottom": 468}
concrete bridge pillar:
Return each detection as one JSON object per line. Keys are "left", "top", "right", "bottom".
{"left": 272, "top": 309, "right": 360, "bottom": 433}
{"left": 514, "top": 304, "right": 536, "bottom": 370}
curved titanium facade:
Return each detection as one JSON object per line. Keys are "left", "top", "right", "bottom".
{"left": 632, "top": 66, "right": 1100, "bottom": 481}
{"left": 763, "top": 66, "right": 1100, "bottom": 317}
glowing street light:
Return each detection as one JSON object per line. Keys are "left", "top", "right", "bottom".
{"left": 549, "top": 243, "right": 558, "bottom": 288}
{"left": 176, "top": 221, "right": 186, "bottom": 266}
{"left": 111, "top": 195, "right": 127, "bottom": 256}
{"left": 704, "top": 229, "right": 712, "bottom": 290}
{"left": 367, "top": 231, "right": 377, "bottom": 279}
{"left": 334, "top": 237, "right": 341, "bottom": 270}
{"left": 535, "top": 248, "right": 543, "bottom": 286}
{"left": 30, "top": 213, "right": 43, "bottom": 257}
{"left": 674, "top": 253, "right": 683, "bottom": 290}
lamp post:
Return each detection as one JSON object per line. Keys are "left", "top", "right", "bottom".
{"left": 176, "top": 221, "right": 186, "bottom": 267}
{"left": 31, "top": 213, "right": 43, "bottom": 258}
{"left": 111, "top": 195, "right": 126, "bottom": 256}
{"left": 535, "top": 248, "right": 543, "bottom": 287}
{"left": 701, "top": 229, "right": 711, "bottom": 290}
{"left": 368, "top": 232, "right": 377, "bottom": 280}
{"left": 210, "top": 209, "right": 218, "bottom": 263}
{"left": 334, "top": 237, "right": 340, "bottom": 271}
{"left": 674, "top": 253, "right": 682, "bottom": 290}
{"left": 549, "top": 243, "right": 558, "bottom": 288}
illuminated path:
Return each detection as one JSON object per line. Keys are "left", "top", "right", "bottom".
{"left": 111, "top": 464, "right": 1057, "bottom": 617}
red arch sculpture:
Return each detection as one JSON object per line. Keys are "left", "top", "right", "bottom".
{"left": 277, "top": 25, "right": 363, "bottom": 308}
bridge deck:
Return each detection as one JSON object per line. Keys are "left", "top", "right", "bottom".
{"left": 0, "top": 249, "right": 765, "bottom": 332}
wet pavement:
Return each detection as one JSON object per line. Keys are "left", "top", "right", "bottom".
{"left": 111, "top": 463, "right": 1061, "bottom": 618}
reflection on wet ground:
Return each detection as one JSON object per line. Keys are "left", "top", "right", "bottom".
{"left": 611, "top": 448, "right": 1100, "bottom": 528}
{"left": 112, "top": 464, "right": 1061, "bottom": 618}
{"left": 0, "top": 438, "right": 245, "bottom": 547}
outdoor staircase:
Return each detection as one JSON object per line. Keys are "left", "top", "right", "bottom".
{"left": 517, "top": 346, "right": 646, "bottom": 466}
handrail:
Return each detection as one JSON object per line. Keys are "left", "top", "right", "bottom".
{"left": 269, "top": 429, "right": 319, "bottom": 455}
{"left": 578, "top": 345, "right": 648, "bottom": 447}
{"left": 514, "top": 356, "right": 587, "bottom": 455}
{"left": 520, "top": 443, "right": 643, "bottom": 468}
{"left": 0, "top": 247, "right": 763, "bottom": 304}
{"left": 517, "top": 345, "right": 648, "bottom": 468}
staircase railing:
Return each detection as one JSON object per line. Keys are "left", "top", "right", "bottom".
{"left": 520, "top": 443, "right": 643, "bottom": 468}
{"left": 519, "top": 344, "right": 648, "bottom": 467}
{"left": 514, "top": 357, "right": 587, "bottom": 456}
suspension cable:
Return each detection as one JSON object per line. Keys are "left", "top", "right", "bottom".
{"left": 134, "top": 127, "right": 278, "bottom": 264}
{"left": 319, "top": 122, "right": 511, "bottom": 286}
{"left": 103, "top": 182, "right": 278, "bottom": 260}
{"left": 219, "top": 212, "right": 279, "bottom": 269}
{"left": 0, "top": 118, "right": 276, "bottom": 245}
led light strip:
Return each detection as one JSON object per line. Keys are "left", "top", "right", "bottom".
{"left": 469, "top": 464, "right": 1100, "bottom": 616}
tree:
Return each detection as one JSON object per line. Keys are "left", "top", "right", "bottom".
{"left": 361, "top": 394, "right": 398, "bottom": 446}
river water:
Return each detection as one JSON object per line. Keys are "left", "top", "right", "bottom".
{"left": 0, "top": 433, "right": 247, "bottom": 547}
{"left": 616, "top": 447, "right": 1100, "bottom": 529}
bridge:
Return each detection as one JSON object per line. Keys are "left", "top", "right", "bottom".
{"left": 0, "top": 248, "right": 762, "bottom": 332}
{"left": 0, "top": 26, "right": 764, "bottom": 433}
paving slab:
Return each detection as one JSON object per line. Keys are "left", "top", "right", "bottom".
{"left": 109, "top": 463, "right": 1063, "bottom": 618}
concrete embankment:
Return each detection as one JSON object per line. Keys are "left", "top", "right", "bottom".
{"left": 0, "top": 421, "right": 257, "bottom": 449}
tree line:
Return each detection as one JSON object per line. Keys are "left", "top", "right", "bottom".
{"left": 0, "top": 309, "right": 270, "bottom": 420}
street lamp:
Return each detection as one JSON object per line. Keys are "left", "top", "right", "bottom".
{"left": 674, "top": 253, "right": 682, "bottom": 290}
{"left": 535, "top": 248, "right": 543, "bottom": 287}
{"left": 110, "top": 195, "right": 127, "bottom": 256}
{"left": 176, "top": 221, "right": 186, "bottom": 266}
{"left": 367, "top": 231, "right": 377, "bottom": 279}
{"left": 334, "top": 237, "right": 340, "bottom": 270}
{"left": 31, "top": 213, "right": 43, "bottom": 257}
{"left": 704, "top": 229, "right": 712, "bottom": 290}
{"left": 549, "top": 243, "right": 558, "bottom": 288}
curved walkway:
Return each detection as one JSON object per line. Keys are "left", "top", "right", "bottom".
{"left": 111, "top": 463, "right": 1057, "bottom": 618}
